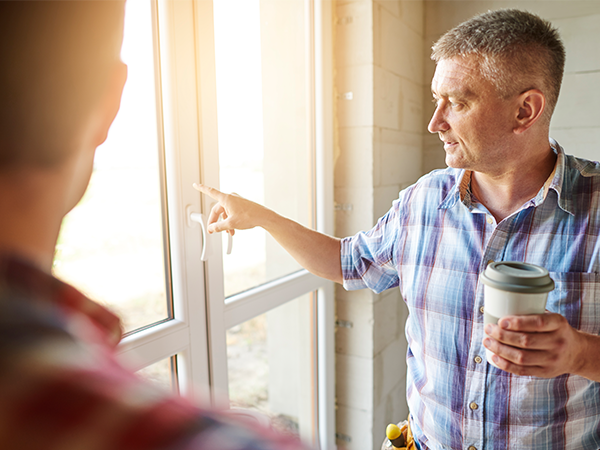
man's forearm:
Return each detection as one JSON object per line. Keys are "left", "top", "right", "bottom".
{"left": 194, "top": 184, "right": 343, "bottom": 284}
{"left": 261, "top": 209, "right": 343, "bottom": 284}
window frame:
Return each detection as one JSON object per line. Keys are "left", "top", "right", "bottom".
{"left": 117, "top": 1, "right": 335, "bottom": 448}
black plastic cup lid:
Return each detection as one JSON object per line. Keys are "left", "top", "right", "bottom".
{"left": 480, "top": 261, "right": 554, "bottom": 293}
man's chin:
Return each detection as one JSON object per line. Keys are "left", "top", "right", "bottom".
{"left": 445, "top": 154, "right": 466, "bottom": 169}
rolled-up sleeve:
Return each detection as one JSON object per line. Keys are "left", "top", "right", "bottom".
{"left": 340, "top": 199, "right": 402, "bottom": 294}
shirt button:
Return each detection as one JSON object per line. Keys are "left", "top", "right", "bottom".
{"left": 486, "top": 259, "right": 494, "bottom": 266}
{"left": 479, "top": 306, "right": 484, "bottom": 314}
{"left": 474, "top": 355, "right": 482, "bottom": 364}
{"left": 486, "top": 216, "right": 493, "bottom": 224}
{"left": 469, "top": 402, "right": 479, "bottom": 410}
{"left": 468, "top": 446, "right": 477, "bottom": 450}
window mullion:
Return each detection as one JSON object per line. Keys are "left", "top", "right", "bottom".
{"left": 157, "top": 0, "right": 211, "bottom": 394}
{"left": 314, "top": 0, "right": 336, "bottom": 447}
{"left": 192, "top": 0, "right": 230, "bottom": 406}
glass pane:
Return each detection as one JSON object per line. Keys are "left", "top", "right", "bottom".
{"left": 52, "top": 0, "right": 170, "bottom": 333}
{"left": 214, "top": 0, "right": 313, "bottom": 298}
{"left": 137, "top": 355, "right": 179, "bottom": 393}
{"left": 227, "top": 293, "right": 316, "bottom": 441}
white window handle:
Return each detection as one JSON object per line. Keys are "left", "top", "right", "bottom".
{"left": 189, "top": 211, "right": 209, "bottom": 261}
{"left": 225, "top": 229, "right": 233, "bottom": 255}
{"left": 186, "top": 206, "right": 233, "bottom": 261}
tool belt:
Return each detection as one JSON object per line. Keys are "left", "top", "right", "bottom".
{"left": 381, "top": 418, "right": 415, "bottom": 450}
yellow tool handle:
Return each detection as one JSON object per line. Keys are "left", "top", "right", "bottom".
{"left": 386, "top": 423, "right": 407, "bottom": 449}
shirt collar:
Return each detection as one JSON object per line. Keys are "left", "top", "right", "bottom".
{"left": 438, "top": 139, "right": 573, "bottom": 216}
{"left": 438, "top": 169, "right": 469, "bottom": 211}
{"left": 545, "top": 138, "right": 574, "bottom": 216}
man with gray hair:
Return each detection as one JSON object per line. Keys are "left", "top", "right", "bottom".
{"left": 197, "top": 9, "right": 600, "bottom": 449}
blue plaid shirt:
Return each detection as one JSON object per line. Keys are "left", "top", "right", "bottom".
{"left": 341, "top": 140, "right": 600, "bottom": 450}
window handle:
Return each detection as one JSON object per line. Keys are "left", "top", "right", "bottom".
{"left": 188, "top": 211, "right": 209, "bottom": 261}
{"left": 186, "top": 205, "right": 233, "bottom": 261}
{"left": 225, "top": 230, "right": 233, "bottom": 255}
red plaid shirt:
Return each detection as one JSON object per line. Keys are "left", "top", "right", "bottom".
{"left": 0, "top": 255, "right": 310, "bottom": 450}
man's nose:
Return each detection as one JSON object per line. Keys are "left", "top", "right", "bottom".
{"left": 427, "top": 106, "right": 449, "bottom": 134}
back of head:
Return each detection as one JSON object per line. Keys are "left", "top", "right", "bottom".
{"left": 0, "top": 1, "right": 125, "bottom": 169}
{"left": 431, "top": 9, "right": 565, "bottom": 123}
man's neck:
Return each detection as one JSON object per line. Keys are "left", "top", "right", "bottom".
{"left": 0, "top": 169, "right": 66, "bottom": 272}
{"left": 470, "top": 145, "right": 557, "bottom": 222}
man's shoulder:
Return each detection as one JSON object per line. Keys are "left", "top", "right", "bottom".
{"left": 393, "top": 167, "right": 462, "bottom": 213}
{"left": 555, "top": 152, "right": 600, "bottom": 215}
{"left": 563, "top": 153, "right": 600, "bottom": 178}
{"left": 561, "top": 153, "right": 600, "bottom": 198}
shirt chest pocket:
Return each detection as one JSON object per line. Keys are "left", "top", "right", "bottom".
{"left": 547, "top": 272, "right": 600, "bottom": 335}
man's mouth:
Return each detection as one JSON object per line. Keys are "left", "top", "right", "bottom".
{"left": 439, "top": 134, "right": 458, "bottom": 150}
{"left": 443, "top": 141, "right": 458, "bottom": 150}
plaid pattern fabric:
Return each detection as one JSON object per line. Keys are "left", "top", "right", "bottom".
{"left": 0, "top": 256, "right": 309, "bottom": 450}
{"left": 341, "top": 140, "right": 600, "bottom": 450}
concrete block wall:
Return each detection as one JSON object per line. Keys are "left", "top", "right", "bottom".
{"left": 550, "top": 5, "right": 600, "bottom": 161}
{"left": 334, "top": 1, "right": 424, "bottom": 449}
{"left": 423, "top": 0, "right": 600, "bottom": 173}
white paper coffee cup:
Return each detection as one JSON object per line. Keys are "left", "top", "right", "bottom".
{"left": 480, "top": 261, "right": 554, "bottom": 368}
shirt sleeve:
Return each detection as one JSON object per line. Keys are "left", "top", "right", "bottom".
{"left": 340, "top": 196, "right": 403, "bottom": 294}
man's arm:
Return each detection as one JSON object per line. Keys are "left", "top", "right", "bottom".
{"left": 483, "top": 313, "right": 600, "bottom": 381}
{"left": 193, "top": 184, "right": 343, "bottom": 284}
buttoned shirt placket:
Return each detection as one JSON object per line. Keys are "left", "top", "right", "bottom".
{"left": 460, "top": 181, "right": 496, "bottom": 450}
{"left": 462, "top": 186, "right": 543, "bottom": 449}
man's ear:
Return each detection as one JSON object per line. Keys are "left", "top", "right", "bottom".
{"left": 513, "top": 89, "right": 546, "bottom": 135}
{"left": 92, "top": 62, "right": 128, "bottom": 147}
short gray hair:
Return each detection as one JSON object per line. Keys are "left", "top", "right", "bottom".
{"left": 431, "top": 9, "right": 565, "bottom": 122}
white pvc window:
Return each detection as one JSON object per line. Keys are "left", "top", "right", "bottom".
{"left": 200, "top": 1, "right": 335, "bottom": 447}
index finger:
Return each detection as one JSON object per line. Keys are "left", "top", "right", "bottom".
{"left": 193, "top": 183, "right": 226, "bottom": 201}
{"left": 500, "top": 312, "right": 564, "bottom": 333}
